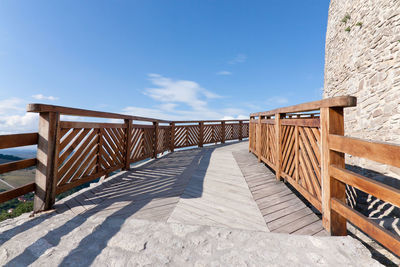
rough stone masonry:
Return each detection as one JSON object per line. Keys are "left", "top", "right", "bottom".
{"left": 324, "top": 0, "right": 400, "bottom": 236}
{"left": 324, "top": 0, "right": 400, "bottom": 177}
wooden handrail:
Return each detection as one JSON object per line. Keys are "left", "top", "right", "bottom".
{"left": 329, "top": 134, "right": 400, "bottom": 168}
{"left": 0, "top": 133, "right": 38, "bottom": 149}
{"left": 1, "top": 105, "right": 250, "bottom": 210}
{"left": 172, "top": 119, "right": 249, "bottom": 123}
{"left": 250, "top": 96, "right": 356, "bottom": 117}
{"left": 0, "top": 133, "right": 39, "bottom": 204}
{"left": 27, "top": 103, "right": 171, "bottom": 123}
{"left": 248, "top": 95, "right": 400, "bottom": 256}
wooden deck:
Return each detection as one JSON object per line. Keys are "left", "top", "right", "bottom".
{"left": 54, "top": 141, "right": 326, "bottom": 235}
{"left": 233, "top": 150, "right": 328, "bottom": 236}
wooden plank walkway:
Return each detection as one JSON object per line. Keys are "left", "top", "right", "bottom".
{"left": 54, "top": 141, "right": 326, "bottom": 235}
{"left": 233, "top": 148, "right": 328, "bottom": 236}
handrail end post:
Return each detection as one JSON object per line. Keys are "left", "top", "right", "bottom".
{"left": 33, "top": 111, "right": 60, "bottom": 212}
{"left": 321, "top": 107, "right": 347, "bottom": 235}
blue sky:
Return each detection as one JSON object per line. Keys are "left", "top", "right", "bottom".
{"left": 0, "top": 0, "right": 330, "bottom": 133}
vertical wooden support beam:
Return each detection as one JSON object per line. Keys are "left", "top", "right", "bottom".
{"left": 221, "top": 121, "right": 226, "bottom": 144}
{"left": 249, "top": 117, "right": 253, "bottom": 152}
{"left": 256, "top": 116, "right": 262, "bottom": 162}
{"left": 294, "top": 125, "right": 299, "bottom": 182}
{"left": 321, "top": 107, "right": 347, "bottom": 236}
{"left": 33, "top": 112, "right": 60, "bottom": 212}
{"left": 124, "top": 119, "right": 132, "bottom": 170}
{"left": 169, "top": 122, "right": 175, "bottom": 152}
{"left": 239, "top": 121, "right": 243, "bottom": 141}
{"left": 199, "top": 122, "right": 204, "bottom": 147}
{"left": 275, "top": 113, "right": 282, "bottom": 180}
{"left": 266, "top": 119, "right": 269, "bottom": 159}
{"left": 153, "top": 121, "right": 159, "bottom": 158}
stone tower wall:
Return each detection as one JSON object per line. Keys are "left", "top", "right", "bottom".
{"left": 324, "top": 0, "right": 400, "bottom": 179}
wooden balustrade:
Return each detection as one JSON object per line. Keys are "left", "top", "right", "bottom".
{"left": 0, "top": 133, "right": 38, "bottom": 204}
{"left": 0, "top": 104, "right": 249, "bottom": 213}
{"left": 249, "top": 95, "right": 400, "bottom": 256}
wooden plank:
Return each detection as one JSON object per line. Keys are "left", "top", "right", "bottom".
{"left": 0, "top": 158, "right": 36, "bottom": 174}
{"left": 153, "top": 122, "right": 159, "bottom": 158}
{"left": 321, "top": 107, "right": 346, "bottom": 235}
{"left": 256, "top": 116, "right": 262, "bottom": 162}
{"left": 60, "top": 121, "right": 126, "bottom": 129}
{"left": 330, "top": 165, "right": 400, "bottom": 207}
{"left": 282, "top": 172, "right": 322, "bottom": 211}
{"left": 27, "top": 103, "right": 170, "bottom": 123}
{"left": 239, "top": 121, "right": 243, "bottom": 141}
{"left": 275, "top": 113, "right": 282, "bottom": 180}
{"left": 33, "top": 112, "right": 61, "bottom": 212}
{"left": 172, "top": 119, "right": 249, "bottom": 123}
{"left": 268, "top": 207, "right": 313, "bottom": 231}
{"left": 0, "top": 183, "right": 35, "bottom": 204}
{"left": 295, "top": 126, "right": 299, "bottom": 182}
{"left": 329, "top": 134, "right": 400, "bottom": 168}
{"left": 221, "top": 121, "right": 225, "bottom": 144}
{"left": 250, "top": 96, "right": 357, "bottom": 117}
{"left": 331, "top": 198, "right": 400, "bottom": 256}
{"left": 59, "top": 129, "right": 81, "bottom": 151}
{"left": 198, "top": 122, "right": 204, "bottom": 147}
{"left": 261, "top": 119, "right": 275, "bottom": 124}
{"left": 58, "top": 129, "right": 90, "bottom": 165}
{"left": 124, "top": 119, "right": 132, "bottom": 170}
{"left": 0, "top": 133, "right": 38, "bottom": 149}
{"left": 273, "top": 213, "right": 320, "bottom": 234}
{"left": 170, "top": 122, "right": 175, "bottom": 152}
{"left": 55, "top": 171, "right": 106, "bottom": 194}
{"left": 291, "top": 220, "right": 324, "bottom": 235}
{"left": 281, "top": 118, "right": 320, "bottom": 127}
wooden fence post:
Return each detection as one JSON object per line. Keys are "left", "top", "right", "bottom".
{"left": 124, "top": 119, "right": 132, "bottom": 170}
{"left": 170, "top": 122, "right": 175, "bottom": 152}
{"left": 199, "top": 122, "right": 204, "bottom": 147}
{"left": 321, "top": 107, "right": 347, "bottom": 235}
{"left": 153, "top": 121, "right": 159, "bottom": 158}
{"left": 221, "top": 121, "right": 226, "bottom": 144}
{"left": 256, "top": 116, "right": 262, "bottom": 162}
{"left": 33, "top": 112, "right": 60, "bottom": 212}
{"left": 239, "top": 121, "right": 243, "bottom": 141}
{"left": 275, "top": 113, "right": 282, "bottom": 180}
{"left": 294, "top": 125, "right": 299, "bottom": 182}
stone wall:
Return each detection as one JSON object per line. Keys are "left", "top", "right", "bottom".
{"left": 324, "top": 0, "right": 400, "bottom": 180}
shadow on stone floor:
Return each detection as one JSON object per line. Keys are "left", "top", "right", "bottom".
{"left": 1, "top": 145, "right": 219, "bottom": 266}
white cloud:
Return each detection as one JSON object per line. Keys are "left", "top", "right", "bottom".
{"left": 144, "top": 74, "right": 221, "bottom": 111}
{"left": 0, "top": 113, "right": 38, "bottom": 134}
{"left": 216, "top": 71, "right": 232, "bottom": 76}
{"left": 266, "top": 96, "right": 289, "bottom": 106}
{"left": 32, "top": 94, "right": 59, "bottom": 101}
{"left": 0, "top": 98, "right": 25, "bottom": 115}
{"left": 228, "top": 54, "right": 247, "bottom": 64}
{"left": 123, "top": 74, "right": 250, "bottom": 122}
{"left": 0, "top": 97, "right": 38, "bottom": 134}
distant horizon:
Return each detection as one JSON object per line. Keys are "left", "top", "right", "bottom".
{"left": 0, "top": 1, "right": 330, "bottom": 134}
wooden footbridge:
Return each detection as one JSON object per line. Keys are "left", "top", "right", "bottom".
{"left": 0, "top": 96, "right": 399, "bottom": 261}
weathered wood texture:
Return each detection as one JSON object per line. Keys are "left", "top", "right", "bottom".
{"left": 249, "top": 96, "right": 400, "bottom": 256}
{"left": 233, "top": 150, "right": 327, "bottom": 236}
{"left": 250, "top": 96, "right": 356, "bottom": 117}
{"left": 0, "top": 104, "right": 248, "bottom": 207}
{"left": 250, "top": 116, "right": 322, "bottom": 212}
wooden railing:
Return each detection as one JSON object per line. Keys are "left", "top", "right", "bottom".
{"left": 0, "top": 133, "right": 38, "bottom": 203}
{"left": 250, "top": 96, "right": 400, "bottom": 256}
{"left": 0, "top": 103, "right": 248, "bottom": 213}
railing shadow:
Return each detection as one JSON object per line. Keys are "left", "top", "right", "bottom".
{"left": 2, "top": 144, "right": 220, "bottom": 266}
{"left": 345, "top": 164, "right": 400, "bottom": 234}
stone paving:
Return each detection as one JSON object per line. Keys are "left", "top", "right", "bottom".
{"left": 0, "top": 141, "right": 382, "bottom": 266}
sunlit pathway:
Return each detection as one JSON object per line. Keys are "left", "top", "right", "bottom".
{"left": 0, "top": 142, "right": 380, "bottom": 266}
